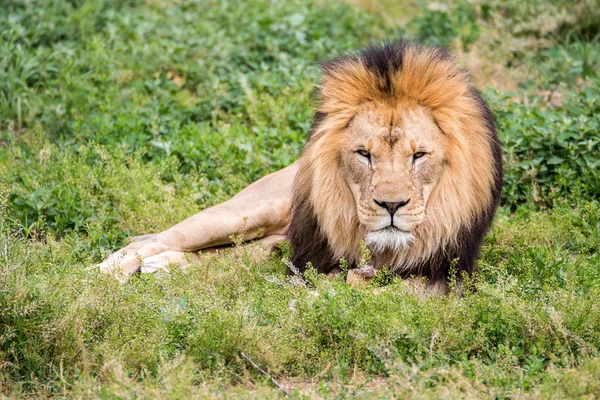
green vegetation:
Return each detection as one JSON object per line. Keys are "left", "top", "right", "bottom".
{"left": 1, "top": 0, "right": 599, "bottom": 397}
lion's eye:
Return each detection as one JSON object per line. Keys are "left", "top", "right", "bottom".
{"left": 356, "top": 149, "right": 371, "bottom": 158}
{"left": 413, "top": 152, "right": 426, "bottom": 159}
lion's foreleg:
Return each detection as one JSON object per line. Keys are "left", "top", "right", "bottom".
{"left": 99, "top": 162, "right": 298, "bottom": 279}
{"left": 137, "top": 234, "right": 288, "bottom": 274}
{"left": 152, "top": 162, "right": 297, "bottom": 251}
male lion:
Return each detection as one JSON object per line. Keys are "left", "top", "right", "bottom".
{"left": 99, "top": 40, "right": 503, "bottom": 294}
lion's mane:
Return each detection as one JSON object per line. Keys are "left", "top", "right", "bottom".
{"left": 288, "top": 40, "right": 503, "bottom": 284}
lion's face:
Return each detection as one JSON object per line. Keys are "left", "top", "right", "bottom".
{"left": 339, "top": 105, "right": 447, "bottom": 251}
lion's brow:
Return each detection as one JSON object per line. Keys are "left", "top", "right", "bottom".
{"left": 382, "top": 126, "right": 403, "bottom": 146}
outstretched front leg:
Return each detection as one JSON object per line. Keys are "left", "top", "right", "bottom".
{"left": 98, "top": 162, "right": 298, "bottom": 279}
{"left": 136, "top": 234, "right": 287, "bottom": 273}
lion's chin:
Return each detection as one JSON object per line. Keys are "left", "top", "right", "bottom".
{"left": 364, "top": 228, "right": 414, "bottom": 253}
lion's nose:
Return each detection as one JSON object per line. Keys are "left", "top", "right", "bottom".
{"left": 374, "top": 199, "right": 410, "bottom": 216}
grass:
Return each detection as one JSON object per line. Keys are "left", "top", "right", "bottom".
{"left": 1, "top": 0, "right": 600, "bottom": 397}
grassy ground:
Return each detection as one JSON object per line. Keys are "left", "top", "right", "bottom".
{"left": 1, "top": 0, "right": 599, "bottom": 398}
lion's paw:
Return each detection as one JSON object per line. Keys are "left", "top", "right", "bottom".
{"left": 346, "top": 265, "right": 376, "bottom": 287}
{"left": 96, "top": 252, "right": 135, "bottom": 283}
{"left": 139, "top": 251, "right": 192, "bottom": 273}
{"left": 139, "top": 254, "right": 172, "bottom": 273}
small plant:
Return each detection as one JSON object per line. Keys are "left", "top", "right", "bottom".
{"left": 338, "top": 257, "right": 350, "bottom": 274}
{"left": 302, "top": 262, "right": 320, "bottom": 286}
{"left": 370, "top": 267, "right": 394, "bottom": 287}
{"left": 359, "top": 240, "right": 371, "bottom": 267}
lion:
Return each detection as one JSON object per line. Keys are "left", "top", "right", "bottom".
{"left": 99, "top": 40, "right": 503, "bottom": 294}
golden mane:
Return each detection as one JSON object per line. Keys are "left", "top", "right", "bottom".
{"left": 288, "top": 40, "right": 503, "bottom": 284}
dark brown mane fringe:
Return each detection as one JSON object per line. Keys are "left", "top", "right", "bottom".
{"left": 288, "top": 177, "right": 340, "bottom": 275}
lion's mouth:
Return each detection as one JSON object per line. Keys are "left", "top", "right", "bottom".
{"left": 379, "top": 225, "right": 410, "bottom": 233}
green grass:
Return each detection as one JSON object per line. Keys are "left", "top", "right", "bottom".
{"left": 1, "top": 0, "right": 600, "bottom": 397}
